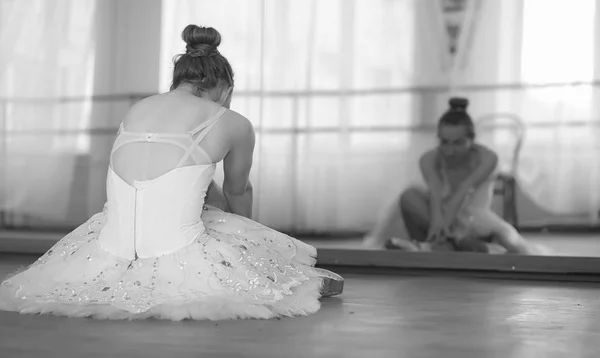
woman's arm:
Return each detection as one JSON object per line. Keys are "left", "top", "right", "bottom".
{"left": 419, "top": 150, "right": 447, "bottom": 238}
{"left": 222, "top": 114, "right": 255, "bottom": 219}
{"left": 450, "top": 145, "right": 498, "bottom": 203}
{"left": 420, "top": 150, "right": 444, "bottom": 212}
{"left": 444, "top": 145, "right": 498, "bottom": 223}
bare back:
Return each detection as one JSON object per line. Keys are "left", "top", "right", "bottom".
{"left": 112, "top": 93, "right": 246, "bottom": 185}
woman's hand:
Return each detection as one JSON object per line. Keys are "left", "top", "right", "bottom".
{"left": 442, "top": 196, "right": 462, "bottom": 230}
{"left": 426, "top": 209, "right": 450, "bottom": 242}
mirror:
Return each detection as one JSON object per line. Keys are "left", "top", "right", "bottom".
{"left": 0, "top": 0, "right": 598, "bottom": 276}
{"left": 289, "top": 0, "right": 600, "bottom": 272}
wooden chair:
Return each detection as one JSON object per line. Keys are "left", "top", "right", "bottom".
{"left": 475, "top": 113, "right": 526, "bottom": 229}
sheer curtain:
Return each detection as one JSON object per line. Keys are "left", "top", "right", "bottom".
{"left": 419, "top": 0, "right": 600, "bottom": 226}
{"left": 0, "top": 0, "right": 163, "bottom": 229}
{"left": 488, "top": 0, "right": 600, "bottom": 225}
{"left": 0, "top": 0, "right": 98, "bottom": 226}
{"left": 161, "top": 0, "right": 439, "bottom": 233}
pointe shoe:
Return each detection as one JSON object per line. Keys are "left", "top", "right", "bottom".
{"left": 362, "top": 236, "right": 385, "bottom": 250}
{"left": 315, "top": 268, "right": 344, "bottom": 297}
{"left": 384, "top": 237, "right": 421, "bottom": 252}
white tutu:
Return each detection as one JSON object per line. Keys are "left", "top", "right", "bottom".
{"left": 0, "top": 206, "right": 325, "bottom": 321}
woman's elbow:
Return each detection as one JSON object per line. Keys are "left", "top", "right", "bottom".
{"left": 223, "top": 180, "right": 252, "bottom": 196}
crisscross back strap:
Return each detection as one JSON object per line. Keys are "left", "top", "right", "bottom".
{"left": 176, "top": 107, "right": 228, "bottom": 167}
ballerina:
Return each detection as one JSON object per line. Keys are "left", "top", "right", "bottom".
{"left": 364, "top": 98, "right": 545, "bottom": 255}
{"left": 0, "top": 24, "right": 343, "bottom": 321}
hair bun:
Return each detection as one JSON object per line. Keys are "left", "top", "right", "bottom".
{"left": 448, "top": 97, "right": 469, "bottom": 111}
{"left": 182, "top": 24, "right": 221, "bottom": 51}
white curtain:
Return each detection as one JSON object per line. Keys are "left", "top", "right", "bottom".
{"left": 161, "top": 0, "right": 439, "bottom": 232}
{"left": 0, "top": 0, "right": 98, "bottom": 226}
{"left": 482, "top": 0, "right": 600, "bottom": 225}
{"left": 0, "top": 0, "right": 163, "bottom": 228}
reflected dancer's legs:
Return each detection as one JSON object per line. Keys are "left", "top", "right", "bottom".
{"left": 363, "top": 191, "right": 411, "bottom": 249}
{"left": 363, "top": 187, "right": 431, "bottom": 251}
{"left": 399, "top": 188, "right": 430, "bottom": 242}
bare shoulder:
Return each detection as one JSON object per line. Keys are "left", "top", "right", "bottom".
{"left": 221, "top": 109, "right": 255, "bottom": 140}
{"left": 124, "top": 95, "right": 151, "bottom": 111}
{"left": 473, "top": 143, "right": 498, "bottom": 161}
{"left": 130, "top": 94, "right": 164, "bottom": 110}
{"left": 419, "top": 149, "right": 438, "bottom": 166}
{"left": 122, "top": 94, "right": 171, "bottom": 121}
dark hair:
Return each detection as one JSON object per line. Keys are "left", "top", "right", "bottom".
{"left": 438, "top": 97, "right": 475, "bottom": 139}
{"left": 170, "top": 25, "right": 235, "bottom": 93}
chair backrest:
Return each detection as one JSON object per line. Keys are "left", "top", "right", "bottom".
{"left": 475, "top": 113, "right": 526, "bottom": 175}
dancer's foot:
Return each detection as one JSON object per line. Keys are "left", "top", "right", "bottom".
{"left": 315, "top": 268, "right": 344, "bottom": 297}
{"left": 527, "top": 243, "right": 553, "bottom": 256}
{"left": 362, "top": 236, "right": 386, "bottom": 250}
{"left": 384, "top": 237, "right": 421, "bottom": 252}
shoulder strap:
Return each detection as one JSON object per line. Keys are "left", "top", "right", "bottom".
{"left": 188, "top": 107, "right": 228, "bottom": 137}
{"left": 176, "top": 107, "right": 228, "bottom": 167}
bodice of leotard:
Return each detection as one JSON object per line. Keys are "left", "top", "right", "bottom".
{"left": 98, "top": 107, "right": 227, "bottom": 261}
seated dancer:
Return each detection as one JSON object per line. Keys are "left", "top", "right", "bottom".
{"left": 363, "top": 98, "right": 544, "bottom": 255}
{"left": 0, "top": 25, "right": 343, "bottom": 321}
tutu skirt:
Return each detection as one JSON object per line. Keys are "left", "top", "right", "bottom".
{"left": 0, "top": 206, "right": 337, "bottom": 321}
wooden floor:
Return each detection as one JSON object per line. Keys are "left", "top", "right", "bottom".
{"left": 2, "top": 254, "right": 600, "bottom": 358}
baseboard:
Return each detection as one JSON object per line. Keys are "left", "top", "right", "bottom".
{"left": 315, "top": 248, "right": 600, "bottom": 275}
{"left": 0, "top": 231, "right": 61, "bottom": 254}
{"left": 315, "top": 264, "right": 600, "bottom": 283}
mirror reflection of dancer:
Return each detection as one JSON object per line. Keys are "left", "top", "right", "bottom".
{"left": 363, "top": 98, "right": 544, "bottom": 255}
{"left": 0, "top": 25, "right": 342, "bottom": 321}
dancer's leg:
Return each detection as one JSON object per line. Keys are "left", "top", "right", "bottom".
{"left": 388, "top": 188, "right": 443, "bottom": 252}
{"left": 493, "top": 222, "right": 541, "bottom": 255}
{"left": 363, "top": 187, "right": 430, "bottom": 250}
{"left": 399, "top": 188, "right": 430, "bottom": 242}
{"left": 473, "top": 212, "right": 542, "bottom": 255}
{"left": 363, "top": 191, "right": 410, "bottom": 249}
